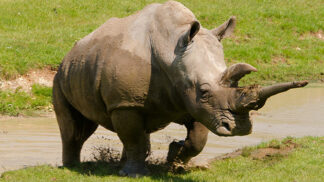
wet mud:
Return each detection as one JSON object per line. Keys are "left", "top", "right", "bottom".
{"left": 0, "top": 85, "right": 323, "bottom": 173}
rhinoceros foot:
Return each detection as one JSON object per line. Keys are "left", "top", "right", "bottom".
{"left": 119, "top": 160, "right": 150, "bottom": 178}
{"left": 167, "top": 140, "right": 186, "bottom": 163}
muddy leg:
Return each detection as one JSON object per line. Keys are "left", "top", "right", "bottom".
{"left": 120, "top": 148, "right": 127, "bottom": 163}
{"left": 167, "top": 121, "right": 209, "bottom": 163}
{"left": 111, "top": 110, "right": 150, "bottom": 177}
{"left": 53, "top": 86, "right": 98, "bottom": 166}
{"left": 120, "top": 135, "right": 150, "bottom": 164}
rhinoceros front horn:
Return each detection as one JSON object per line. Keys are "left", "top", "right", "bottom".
{"left": 259, "top": 81, "right": 308, "bottom": 100}
{"left": 220, "top": 63, "right": 257, "bottom": 87}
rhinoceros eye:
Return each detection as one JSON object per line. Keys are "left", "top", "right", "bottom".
{"left": 200, "top": 89, "right": 210, "bottom": 102}
{"left": 199, "top": 84, "right": 211, "bottom": 102}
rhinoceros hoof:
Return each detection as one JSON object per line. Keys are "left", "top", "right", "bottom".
{"left": 119, "top": 162, "right": 149, "bottom": 177}
{"left": 167, "top": 140, "right": 185, "bottom": 162}
{"left": 169, "top": 162, "right": 187, "bottom": 174}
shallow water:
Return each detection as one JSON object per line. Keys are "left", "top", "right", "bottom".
{"left": 1, "top": 85, "right": 323, "bottom": 173}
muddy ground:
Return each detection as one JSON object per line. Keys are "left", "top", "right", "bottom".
{"left": 0, "top": 84, "right": 323, "bottom": 174}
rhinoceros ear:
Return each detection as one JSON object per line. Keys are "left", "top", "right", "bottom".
{"left": 189, "top": 21, "right": 200, "bottom": 41}
{"left": 211, "top": 16, "right": 236, "bottom": 41}
{"left": 220, "top": 63, "right": 257, "bottom": 87}
{"left": 181, "top": 21, "right": 200, "bottom": 46}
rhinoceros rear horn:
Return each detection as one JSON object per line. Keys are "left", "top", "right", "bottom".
{"left": 220, "top": 63, "right": 257, "bottom": 87}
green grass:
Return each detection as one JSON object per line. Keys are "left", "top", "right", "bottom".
{"left": 0, "top": 84, "right": 52, "bottom": 116}
{"left": 1, "top": 136, "right": 323, "bottom": 181}
{"left": 0, "top": 0, "right": 323, "bottom": 115}
{"left": 0, "top": 0, "right": 323, "bottom": 82}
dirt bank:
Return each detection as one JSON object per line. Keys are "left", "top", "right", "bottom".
{"left": 0, "top": 68, "right": 56, "bottom": 92}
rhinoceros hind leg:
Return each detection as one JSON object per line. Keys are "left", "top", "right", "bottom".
{"left": 111, "top": 109, "right": 150, "bottom": 177}
{"left": 167, "top": 121, "right": 208, "bottom": 164}
{"left": 53, "top": 86, "right": 98, "bottom": 167}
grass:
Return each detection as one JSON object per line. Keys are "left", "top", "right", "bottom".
{"left": 0, "top": 0, "right": 323, "bottom": 83}
{"left": 1, "top": 136, "right": 323, "bottom": 181}
{"left": 0, "top": 1, "right": 323, "bottom": 114}
{"left": 0, "top": 84, "right": 52, "bottom": 116}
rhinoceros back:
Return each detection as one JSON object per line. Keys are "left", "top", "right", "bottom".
{"left": 55, "top": 6, "right": 156, "bottom": 123}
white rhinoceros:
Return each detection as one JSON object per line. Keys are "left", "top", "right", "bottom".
{"left": 53, "top": 1, "right": 307, "bottom": 177}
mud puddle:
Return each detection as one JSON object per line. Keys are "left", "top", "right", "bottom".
{"left": 0, "top": 85, "right": 323, "bottom": 174}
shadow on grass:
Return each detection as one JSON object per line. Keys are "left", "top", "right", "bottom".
{"left": 60, "top": 160, "right": 199, "bottom": 181}
{"left": 58, "top": 138, "right": 300, "bottom": 181}
{"left": 55, "top": 144, "right": 204, "bottom": 181}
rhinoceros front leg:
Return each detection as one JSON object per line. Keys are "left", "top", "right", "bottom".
{"left": 167, "top": 121, "right": 209, "bottom": 164}
{"left": 111, "top": 110, "right": 150, "bottom": 177}
{"left": 120, "top": 135, "right": 151, "bottom": 164}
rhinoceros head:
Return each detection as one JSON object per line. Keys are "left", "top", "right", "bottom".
{"left": 171, "top": 16, "right": 308, "bottom": 136}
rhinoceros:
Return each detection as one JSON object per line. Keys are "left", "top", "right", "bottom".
{"left": 53, "top": 1, "right": 307, "bottom": 177}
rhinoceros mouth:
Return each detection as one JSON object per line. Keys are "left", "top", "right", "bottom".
{"left": 213, "top": 110, "right": 252, "bottom": 136}
{"left": 216, "top": 125, "right": 232, "bottom": 136}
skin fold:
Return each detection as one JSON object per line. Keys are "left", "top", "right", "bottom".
{"left": 53, "top": 1, "right": 308, "bottom": 177}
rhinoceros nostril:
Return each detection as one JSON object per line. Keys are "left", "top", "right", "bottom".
{"left": 222, "top": 122, "right": 231, "bottom": 131}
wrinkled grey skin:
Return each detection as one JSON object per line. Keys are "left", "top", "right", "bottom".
{"left": 53, "top": 1, "right": 308, "bottom": 177}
